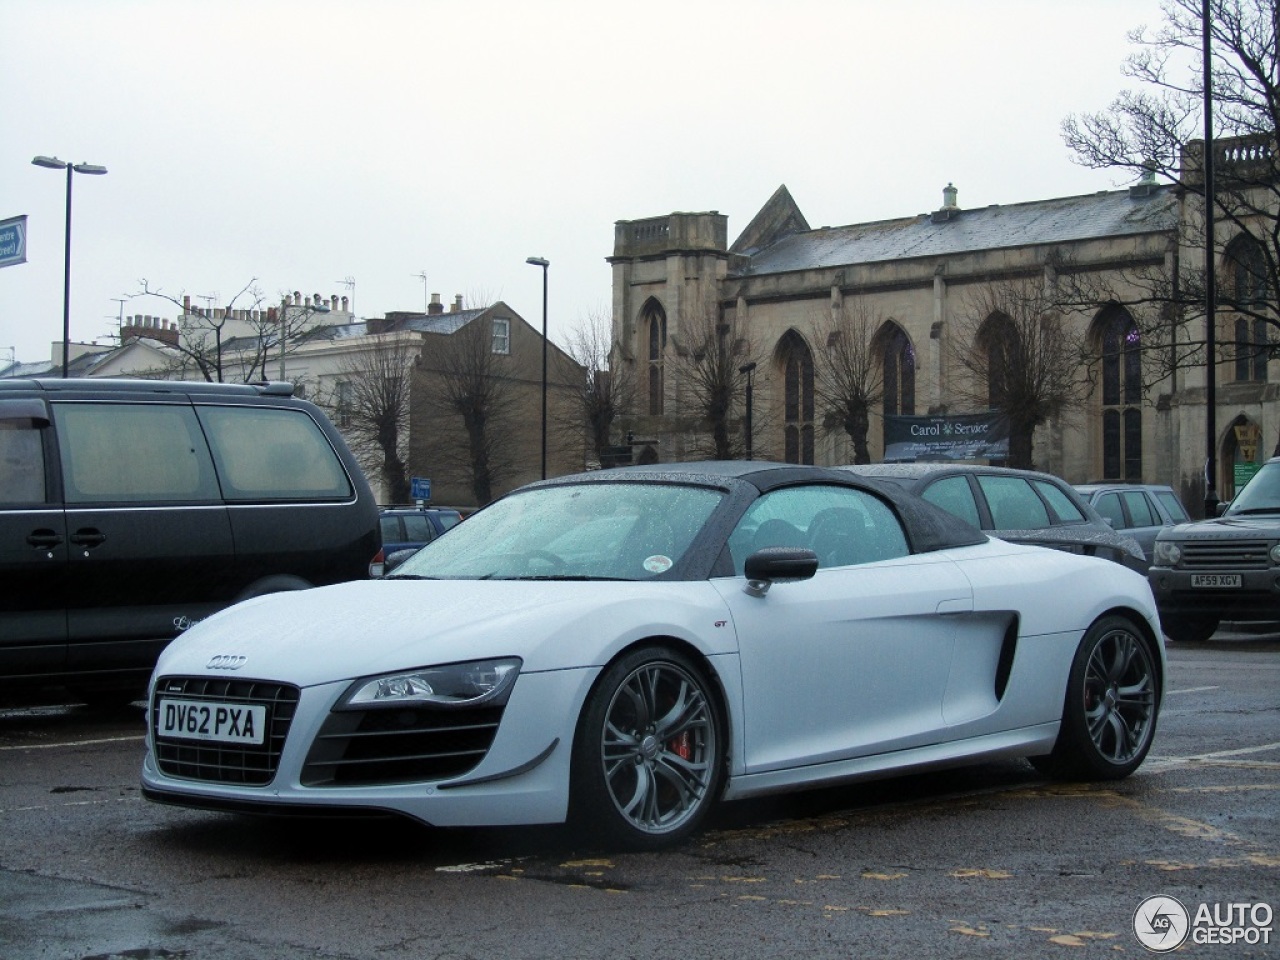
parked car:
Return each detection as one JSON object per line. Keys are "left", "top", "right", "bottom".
{"left": 1149, "top": 456, "right": 1280, "bottom": 643}
{"left": 0, "top": 378, "right": 379, "bottom": 702}
{"left": 1073, "top": 483, "right": 1191, "bottom": 567}
{"left": 368, "top": 506, "right": 463, "bottom": 577}
{"left": 142, "top": 462, "right": 1163, "bottom": 849}
{"left": 841, "top": 463, "right": 1145, "bottom": 570}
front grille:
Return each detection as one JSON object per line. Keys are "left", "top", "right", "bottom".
{"left": 301, "top": 704, "right": 504, "bottom": 786}
{"left": 152, "top": 676, "right": 300, "bottom": 785}
{"left": 1181, "top": 540, "right": 1272, "bottom": 570}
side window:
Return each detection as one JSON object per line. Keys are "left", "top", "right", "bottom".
{"left": 1121, "top": 491, "right": 1157, "bottom": 527}
{"left": 197, "top": 405, "right": 352, "bottom": 501}
{"left": 976, "top": 476, "right": 1051, "bottom": 530}
{"left": 922, "top": 476, "right": 981, "bottom": 528}
{"left": 728, "top": 484, "right": 908, "bottom": 574}
{"left": 0, "top": 419, "right": 48, "bottom": 505}
{"left": 402, "top": 515, "right": 437, "bottom": 542}
{"left": 1094, "top": 492, "right": 1126, "bottom": 528}
{"left": 1155, "top": 490, "right": 1189, "bottom": 523}
{"left": 1033, "top": 480, "right": 1086, "bottom": 524}
{"left": 379, "top": 516, "right": 401, "bottom": 543}
{"left": 55, "top": 403, "right": 220, "bottom": 503}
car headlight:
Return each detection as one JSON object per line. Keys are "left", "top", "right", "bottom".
{"left": 1153, "top": 541, "right": 1182, "bottom": 566}
{"left": 338, "top": 658, "right": 522, "bottom": 710}
{"left": 1271, "top": 544, "right": 1280, "bottom": 565}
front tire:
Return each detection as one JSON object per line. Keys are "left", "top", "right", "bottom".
{"left": 1162, "top": 615, "right": 1218, "bottom": 645}
{"left": 570, "top": 646, "right": 725, "bottom": 850}
{"left": 1031, "top": 615, "right": 1159, "bottom": 781}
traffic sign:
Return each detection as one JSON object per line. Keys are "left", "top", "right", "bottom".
{"left": 0, "top": 216, "right": 27, "bottom": 269}
{"left": 411, "top": 476, "right": 431, "bottom": 502}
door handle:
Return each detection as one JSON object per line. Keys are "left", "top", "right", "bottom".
{"left": 70, "top": 528, "right": 108, "bottom": 548}
{"left": 26, "top": 529, "right": 64, "bottom": 549}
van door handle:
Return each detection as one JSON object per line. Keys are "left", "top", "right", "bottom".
{"left": 70, "top": 528, "right": 108, "bottom": 548}
{"left": 26, "top": 529, "right": 64, "bottom": 549}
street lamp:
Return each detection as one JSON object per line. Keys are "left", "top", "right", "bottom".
{"left": 739, "top": 362, "right": 757, "bottom": 460}
{"left": 32, "top": 156, "right": 108, "bottom": 377}
{"left": 526, "top": 256, "right": 550, "bottom": 480}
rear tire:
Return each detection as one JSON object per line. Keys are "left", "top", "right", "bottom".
{"left": 1031, "top": 615, "right": 1159, "bottom": 781}
{"left": 570, "top": 646, "right": 725, "bottom": 850}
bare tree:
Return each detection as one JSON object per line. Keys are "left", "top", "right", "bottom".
{"left": 418, "top": 316, "right": 517, "bottom": 505}
{"left": 950, "top": 278, "right": 1087, "bottom": 469}
{"left": 813, "top": 298, "right": 885, "bottom": 464}
{"left": 130, "top": 282, "right": 332, "bottom": 383}
{"left": 667, "top": 308, "right": 762, "bottom": 460}
{"left": 1060, "top": 0, "right": 1280, "bottom": 379}
{"left": 556, "top": 308, "right": 635, "bottom": 467}
{"left": 315, "top": 334, "right": 419, "bottom": 504}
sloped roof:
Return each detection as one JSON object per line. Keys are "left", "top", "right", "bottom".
{"left": 739, "top": 186, "right": 1179, "bottom": 276}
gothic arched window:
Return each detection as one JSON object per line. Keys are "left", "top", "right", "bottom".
{"left": 1227, "top": 235, "right": 1269, "bottom": 382}
{"left": 879, "top": 322, "right": 915, "bottom": 417}
{"left": 1096, "top": 305, "right": 1142, "bottom": 481}
{"left": 641, "top": 300, "right": 667, "bottom": 415}
{"left": 778, "top": 330, "right": 815, "bottom": 464}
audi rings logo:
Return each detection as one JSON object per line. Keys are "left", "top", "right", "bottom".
{"left": 1133, "top": 895, "right": 1190, "bottom": 952}
{"left": 207, "top": 655, "right": 247, "bottom": 671}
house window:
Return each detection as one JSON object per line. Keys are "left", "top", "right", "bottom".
{"left": 491, "top": 318, "right": 510, "bottom": 355}
{"left": 336, "top": 379, "right": 353, "bottom": 428}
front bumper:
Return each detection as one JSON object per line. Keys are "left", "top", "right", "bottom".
{"left": 141, "top": 666, "right": 598, "bottom": 827}
{"left": 1148, "top": 567, "right": 1280, "bottom": 621}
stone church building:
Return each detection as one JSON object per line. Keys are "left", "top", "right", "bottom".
{"left": 609, "top": 142, "right": 1277, "bottom": 512}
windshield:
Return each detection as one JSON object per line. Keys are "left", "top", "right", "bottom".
{"left": 1226, "top": 461, "right": 1280, "bottom": 515}
{"left": 390, "top": 481, "right": 724, "bottom": 580}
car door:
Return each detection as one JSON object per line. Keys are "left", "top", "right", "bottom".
{"left": 713, "top": 484, "right": 973, "bottom": 774}
{"left": 0, "top": 399, "right": 68, "bottom": 678}
{"left": 53, "top": 400, "right": 236, "bottom": 671}
{"left": 1118, "top": 490, "right": 1162, "bottom": 561}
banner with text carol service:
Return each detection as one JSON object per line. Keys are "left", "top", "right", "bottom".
{"left": 883, "top": 412, "right": 1010, "bottom": 462}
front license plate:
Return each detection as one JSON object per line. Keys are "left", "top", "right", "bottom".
{"left": 1190, "top": 574, "right": 1242, "bottom": 588}
{"left": 157, "top": 698, "right": 267, "bottom": 745}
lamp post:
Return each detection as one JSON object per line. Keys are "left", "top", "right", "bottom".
{"left": 526, "top": 256, "right": 550, "bottom": 480}
{"left": 1202, "top": 0, "right": 1220, "bottom": 518}
{"left": 739, "top": 362, "right": 757, "bottom": 460}
{"left": 32, "top": 156, "right": 107, "bottom": 377}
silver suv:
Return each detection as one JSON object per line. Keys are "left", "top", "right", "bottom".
{"left": 1148, "top": 458, "right": 1280, "bottom": 643}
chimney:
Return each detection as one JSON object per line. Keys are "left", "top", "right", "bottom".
{"left": 931, "top": 182, "right": 961, "bottom": 223}
{"left": 451, "top": 295, "right": 463, "bottom": 313}
{"left": 428, "top": 293, "right": 444, "bottom": 315}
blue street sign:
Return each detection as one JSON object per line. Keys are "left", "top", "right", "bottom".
{"left": 411, "top": 476, "right": 431, "bottom": 501}
{"left": 0, "top": 216, "right": 27, "bottom": 269}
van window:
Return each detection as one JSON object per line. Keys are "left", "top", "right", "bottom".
{"left": 198, "top": 405, "right": 352, "bottom": 501}
{"left": 0, "top": 420, "right": 47, "bottom": 505}
{"left": 55, "top": 403, "right": 220, "bottom": 503}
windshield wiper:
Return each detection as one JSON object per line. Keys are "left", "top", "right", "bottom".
{"left": 385, "top": 574, "right": 439, "bottom": 580}
{"left": 1226, "top": 507, "right": 1280, "bottom": 516}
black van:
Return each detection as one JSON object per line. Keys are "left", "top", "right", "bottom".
{"left": 0, "top": 378, "right": 379, "bottom": 701}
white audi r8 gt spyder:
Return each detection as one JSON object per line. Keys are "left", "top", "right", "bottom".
{"left": 142, "top": 463, "right": 1165, "bottom": 849}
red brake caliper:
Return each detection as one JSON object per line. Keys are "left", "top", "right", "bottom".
{"left": 670, "top": 731, "right": 692, "bottom": 761}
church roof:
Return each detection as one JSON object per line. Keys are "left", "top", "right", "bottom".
{"left": 737, "top": 186, "right": 1178, "bottom": 276}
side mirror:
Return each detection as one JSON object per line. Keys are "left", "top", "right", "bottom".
{"left": 743, "top": 547, "right": 819, "bottom": 597}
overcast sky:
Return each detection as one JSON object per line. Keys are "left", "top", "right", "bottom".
{"left": 1, "top": 0, "right": 1171, "bottom": 367}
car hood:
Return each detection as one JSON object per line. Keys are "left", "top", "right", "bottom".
{"left": 153, "top": 578, "right": 728, "bottom": 687}
{"left": 1160, "top": 515, "right": 1280, "bottom": 540}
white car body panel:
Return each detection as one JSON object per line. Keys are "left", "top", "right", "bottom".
{"left": 142, "top": 533, "right": 1163, "bottom": 828}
